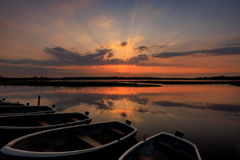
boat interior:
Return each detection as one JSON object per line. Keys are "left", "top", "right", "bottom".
{"left": 11, "top": 122, "right": 133, "bottom": 152}
{"left": 0, "top": 113, "right": 88, "bottom": 127}
{"left": 129, "top": 134, "right": 198, "bottom": 160}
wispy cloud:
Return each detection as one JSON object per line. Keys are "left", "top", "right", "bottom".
{"left": 88, "top": 15, "right": 117, "bottom": 29}
{"left": 132, "top": 106, "right": 165, "bottom": 115}
{"left": 133, "top": 44, "right": 166, "bottom": 52}
{"left": 225, "top": 43, "right": 240, "bottom": 46}
{"left": 2, "top": 20, "right": 19, "bottom": 28}
{"left": 152, "top": 101, "right": 240, "bottom": 113}
{"left": 152, "top": 47, "right": 240, "bottom": 58}
{"left": 133, "top": 46, "right": 150, "bottom": 52}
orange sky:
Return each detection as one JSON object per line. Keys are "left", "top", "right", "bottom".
{"left": 0, "top": 0, "right": 240, "bottom": 77}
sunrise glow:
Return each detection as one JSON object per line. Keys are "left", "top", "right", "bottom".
{"left": 1, "top": 0, "right": 240, "bottom": 77}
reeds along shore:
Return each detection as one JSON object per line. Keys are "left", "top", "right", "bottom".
{"left": 0, "top": 79, "right": 160, "bottom": 87}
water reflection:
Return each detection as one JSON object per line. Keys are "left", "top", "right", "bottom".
{"left": 1, "top": 85, "right": 240, "bottom": 159}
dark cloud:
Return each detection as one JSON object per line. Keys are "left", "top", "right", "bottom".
{"left": 151, "top": 45, "right": 166, "bottom": 49}
{"left": 128, "top": 97, "right": 149, "bottom": 105}
{"left": 128, "top": 54, "right": 150, "bottom": 63}
{"left": 1, "top": 46, "right": 239, "bottom": 73}
{"left": 133, "top": 46, "right": 150, "bottom": 52}
{"left": 120, "top": 111, "right": 127, "bottom": 117}
{"left": 44, "top": 47, "right": 111, "bottom": 64}
{"left": 120, "top": 42, "right": 127, "bottom": 47}
{"left": 107, "top": 101, "right": 114, "bottom": 107}
{"left": 107, "top": 52, "right": 114, "bottom": 58}
{"left": 0, "top": 46, "right": 151, "bottom": 67}
{"left": 132, "top": 107, "right": 149, "bottom": 113}
{"left": 152, "top": 101, "right": 240, "bottom": 113}
{"left": 152, "top": 47, "right": 240, "bottom": 58}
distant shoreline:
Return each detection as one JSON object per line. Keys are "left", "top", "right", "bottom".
{"left": 1, "top": 75, "right": 240, "bottom": 81}
{"left": 1, "top": 76, "right": 240, "bottom": 87}
{"left": 1, "top": 79, "right": 240, "bottom": 87}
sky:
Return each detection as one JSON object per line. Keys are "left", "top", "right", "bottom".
{"left": 0, "top": 0, "right": 240, "bottom": 78}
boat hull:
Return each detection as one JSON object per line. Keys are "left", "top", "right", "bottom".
{"left": 0, "top": 106, "right": 55, "bottom": 116}
{"left": 1, "top": 121, "right": 137, "bottom": 159}
{"left": 0, "top": 102, "right": 26, "bottom": 106}
{"left": 118, "top": 132, "right": 201, "bottom": 160}
{"left": 0, "top": 112, "right": 91, "bottom": 147}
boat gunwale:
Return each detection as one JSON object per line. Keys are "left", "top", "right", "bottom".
{"left": 118, "top": 132, "right": 201, "bottom": 160}
{"left": 1, "top": 120, "right": 137, "bottom": 158}
{"left": 0, "top": 112, "right": 91, "bottom": 130}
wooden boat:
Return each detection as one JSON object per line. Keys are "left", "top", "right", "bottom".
{"left": 0, "top": 112, "right": 91, "bottom": 147}
{"left": 118, "top": 131, "right": 201, "bottom": 160}
{"left": 0, "top": 105, "right": 55, "bottom": 116}
{"left": 0, "top": 121, "right": 137, "bottom": 159}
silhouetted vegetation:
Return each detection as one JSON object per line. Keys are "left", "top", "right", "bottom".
{"left": 0, "top": 76, "right": 240, "bottom": 87}
{"left": 1, "top": 75, "right": 240, "bottom": 80}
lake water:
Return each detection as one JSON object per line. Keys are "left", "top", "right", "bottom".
{"left": 1, "top": 84, "right": 240, "bottom": 160}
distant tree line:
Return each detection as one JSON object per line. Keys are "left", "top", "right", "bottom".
{"left": 0, "top": 75, "right": 240, "bottom": 80}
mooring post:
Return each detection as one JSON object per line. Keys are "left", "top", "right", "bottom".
{"left": 38, "top": 96, "right": 40, "bottom": 106}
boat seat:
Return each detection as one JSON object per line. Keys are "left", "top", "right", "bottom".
{"left": 157, "top": 141, "right": 195, "bottom": 159}
{"left": 158, "top": 141, "right": 173, "bottom": 149}
{"left": 36, "top": 120, "right": 50, "bottom": 126}
{"left": 107, "top": 127, "right": 127, "bottom": 137}
{"left": 136, "top": 153, "right": 152, "bottom": 160}
{"left": 75, "top": 133, "right": 102, "bottom": 147}
{"left": 69, "top": 117, "right": 79, "bottom": 122}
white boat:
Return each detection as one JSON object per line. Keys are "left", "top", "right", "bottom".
{"left": 119, "top": 131, "right": 201, "bottom": 160}
{"left": 0, "top": 105, "right": 55, "bottom": 116}
{"left": 0, "top": 112, "right": 92, "bottom": 146}
{"left": 1, "top": 121, "right": 137, "bottom": 159}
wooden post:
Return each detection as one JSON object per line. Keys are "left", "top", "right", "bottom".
{"left": 38, "top": 96, "right": 40, "bottom": 106}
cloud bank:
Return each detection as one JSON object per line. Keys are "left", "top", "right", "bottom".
{"left": 152, "top": 47, "right": 240, "bottom": 58}
{"left": 0, "top": 46, "right": 240, "bottom": 70}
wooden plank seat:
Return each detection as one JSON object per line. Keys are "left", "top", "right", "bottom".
{"left": 136, "top": 153, "right": 152, "bottom": 160}
{"left": 107, "top": 127, "right": 127, "bottom": 137}
{"left": 36, "top": 120, "right": 50, "bottom": 126}
{"left": 75, "top": 133, "right": 102, "bottom": 147}
{"left": 69, "top": 117, "right": 79, "bottom": 122}
{"left": 157, "top": 141, "right": 195, "bottom": 159}
{"left": 3, "top": 111, "right": 12, "bottom": 114}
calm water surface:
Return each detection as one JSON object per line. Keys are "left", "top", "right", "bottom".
{"left": 1, "top": 84, "right": 240, "bottom": 160}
